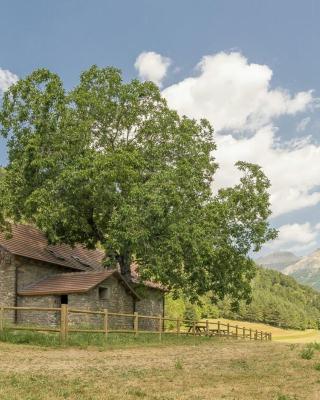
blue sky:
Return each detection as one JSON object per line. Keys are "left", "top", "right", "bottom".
{"left": 1, "top": 0, "right": 320, "bottom": 255}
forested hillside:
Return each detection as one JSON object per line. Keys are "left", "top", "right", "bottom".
{"left": 166, "top": 267, "right": 320, "bottom": 330}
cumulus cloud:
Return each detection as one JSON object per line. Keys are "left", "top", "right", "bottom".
{"left": 153, "top": 51, "right": 319, "bottom": 218}
{"left": 135, "top": 51, "right": 171, "bottom": 87}
{"left": 0, "top": 67, "right": 18, "bottom": 93}
{"left": 264, "top": 222, "right": 319, "bottom": 253}
{"left": 163, "top": 52, "right": 313, "bottom": 132}
{"left": 213, "top": 126, "right": 320, "bottom": 217}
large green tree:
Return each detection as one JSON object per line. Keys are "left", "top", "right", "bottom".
{"left": 0, "top": 66, "right": 276, "bottom": 304}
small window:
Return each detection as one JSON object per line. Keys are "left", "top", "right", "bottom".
{"left": 99, "top": 287, "right": 109, "bottom": 300}
{"left": 61, "top": 295, "right": 68, "bottom": 305}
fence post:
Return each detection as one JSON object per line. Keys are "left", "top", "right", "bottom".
{"left": 176, "top": 318, "right": 180, "bottom": 335}
{"left": 192, "top": 321, "right": 196, "bottom": 337}
{"left": 218, "top": 321, "right": 221, "bottom": 336}
{"left": 134, "top": 312, "right": 139, "bottom": 336}
{"left": 235, "top": 325, "right": 238, "bottom": 339}
{"left": 260, "top": 331, "right": 263, "bottom": 341}
{"left": 159, "top": 314, "right": 162, "bottom": 341}
{"left": 103, "top": 309, "right": 108, "bottom": 339}
{"left": 0, "top": 307, "right": 3, "bottom": 332}
{"left": 227, "top": 323, "right": 230, "bottom": 338}
{"left": 243, "top": 327, "right": 245, "bottom": 339}
{"left": 255, "top": 329, "right": 258, "bottom": 340}
{"left": 249, "top": 328, "right": 252, "bottom": 340}
{"left": 270, "top": 332, "right": 272, "bottom": 341}
{"left": 60, "top": 304, "right": 68, "bottom": 344}
{"left": 205, "top": 319, "right": 209, "bottom": 336}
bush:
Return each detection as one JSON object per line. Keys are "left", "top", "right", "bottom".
{"left": 310, "top": 342, "right": 320, "bottom": 351}
{"left": 300, "top": 345, "right": 314, "bottom": 360}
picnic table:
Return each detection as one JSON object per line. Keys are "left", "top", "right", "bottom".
{"left": 186, "top": 324, "right": 229, "bottom": 336}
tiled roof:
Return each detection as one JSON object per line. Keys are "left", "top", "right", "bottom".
{"left": 0, "top": 224, "right": 104, "bottom": 271}
{"left": 0, "top": 224, "right": 165, "bottom": 291}
{"left": 18, "top": 270, "right": 140, "bottom": 298}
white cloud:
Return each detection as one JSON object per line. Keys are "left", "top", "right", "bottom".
{"left": 264, "top": 222, "right": 319, "bottom": 253}
{"left": 135, "top": 51, "right": 171, "bottom": 87}
{"left": 163, "top": 52, "right": 313, "bottom": 132}
{"left": 296, "top": 116, "right": 311, "bottom": 132}
{"left": 214, "top": 126, "right": 320, "bottom": 217}
{"left": 157, "top": 51, "right": 320, "bottom": 218}
{"left": 0, "top": 67, "right": 18, "bottom": 93}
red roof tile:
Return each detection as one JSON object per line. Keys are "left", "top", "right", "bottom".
{"left": 18, "top": 270, "right": 140, "bottom": 298}
{"left": 0, "top": 224, "right": 104, "bottom": 271}
{"left": 0, "top": 224, "right": 165, "bottom": 291}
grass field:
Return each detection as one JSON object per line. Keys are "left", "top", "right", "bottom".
{"left": 1, "top": 338, "right": 320, "bottom": 400}
{"left": 1, "top": 321, "right": 320, "bottom": 400}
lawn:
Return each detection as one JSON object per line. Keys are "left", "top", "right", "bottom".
{"left": 0, "top": 337, "right": 320, "bottom": 399}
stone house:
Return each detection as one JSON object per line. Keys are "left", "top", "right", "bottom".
{"left": 0, "top": 225, "right": 165, "bottom": 330}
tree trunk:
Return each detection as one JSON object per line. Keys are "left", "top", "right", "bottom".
{"left": 117, "top": 250, "right": 132, "bottom": 280}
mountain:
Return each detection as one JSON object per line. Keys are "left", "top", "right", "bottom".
{"left": 283, "top": 249, "right": 320, "bottom": 290}
{"left": 255, "top": 251, "right": 301, "bottom": 272}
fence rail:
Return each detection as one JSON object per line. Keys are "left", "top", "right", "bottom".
{"left": 0, "top": 305, "right": 272, "bottom": 344}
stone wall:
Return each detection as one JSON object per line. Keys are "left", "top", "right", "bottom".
{"left": 15, "top": 256, "right": 71, "bottom": 291}
{"left": 14, "top": 276, "right": 137, "bottom": 329}
{"left": 1, "top": 251, "right": 164, "bottom": 331}
{"left": 100, "top": 276, "right": 135, "bottom": 329}
{"left": 68, "top": 276, "right": 135, "bottom": 329}
{"left": 0, "top": 248, "right": 16, "bottom": 322}
{"left": 135, "top": 287, "right": 164, "bottom": 331}
{"left": 67, "top": 290, "right": 102, "bottom": 327}
{"left": 17, "top": 295, "right": 60, "bottom": 327}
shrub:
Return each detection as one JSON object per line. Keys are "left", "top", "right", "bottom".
{"left": 300, "top": 345, "right": 314, "bottom": 360}
{"left": 310, "top": 342, "right": 320, "bottom": 351}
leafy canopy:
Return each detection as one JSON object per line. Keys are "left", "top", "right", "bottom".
{"left": 0, "top": 66, "right": 276, "bottom": 304}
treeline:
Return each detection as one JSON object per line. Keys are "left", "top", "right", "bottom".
{"left": 165, "top": 267, "right": 320, "bottom": 330}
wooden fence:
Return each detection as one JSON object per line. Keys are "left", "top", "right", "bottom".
{"left": 0, "top": 305, "right": 272, "bottom": 344}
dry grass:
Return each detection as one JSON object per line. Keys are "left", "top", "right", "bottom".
{"left": 1, "top": 339, "right": 320, "bottom": 399}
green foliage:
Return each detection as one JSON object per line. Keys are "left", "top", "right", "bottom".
{"left": 300, "top": 345, "right": 314, "bottom": 360}
{"left": 166, "top": 267, "right": 320, "bottom": 330}
{"left": 314, "top": 363, "right": 320, "bottom": 371}
{"left": 310, "top": 342, "right": 320, "bottom": 351}
{"left": 0, "top": 66, "right": 276, "bottom": 303}
{"left": 183, "top": 305, "right": 199, "bottom": 322}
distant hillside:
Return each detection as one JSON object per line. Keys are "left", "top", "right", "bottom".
{"left": 283, "top": 249, "right": 320, "bottom": 290}
{"left": 256, "top": 251, "right": 301, "bottom": 272}
{"left": 166, "top": 267, "right": 320, "bottom": 330}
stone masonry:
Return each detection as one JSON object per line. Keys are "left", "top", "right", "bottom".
{"left": 0, "top": 250, "right": 164, "bottom": 331}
